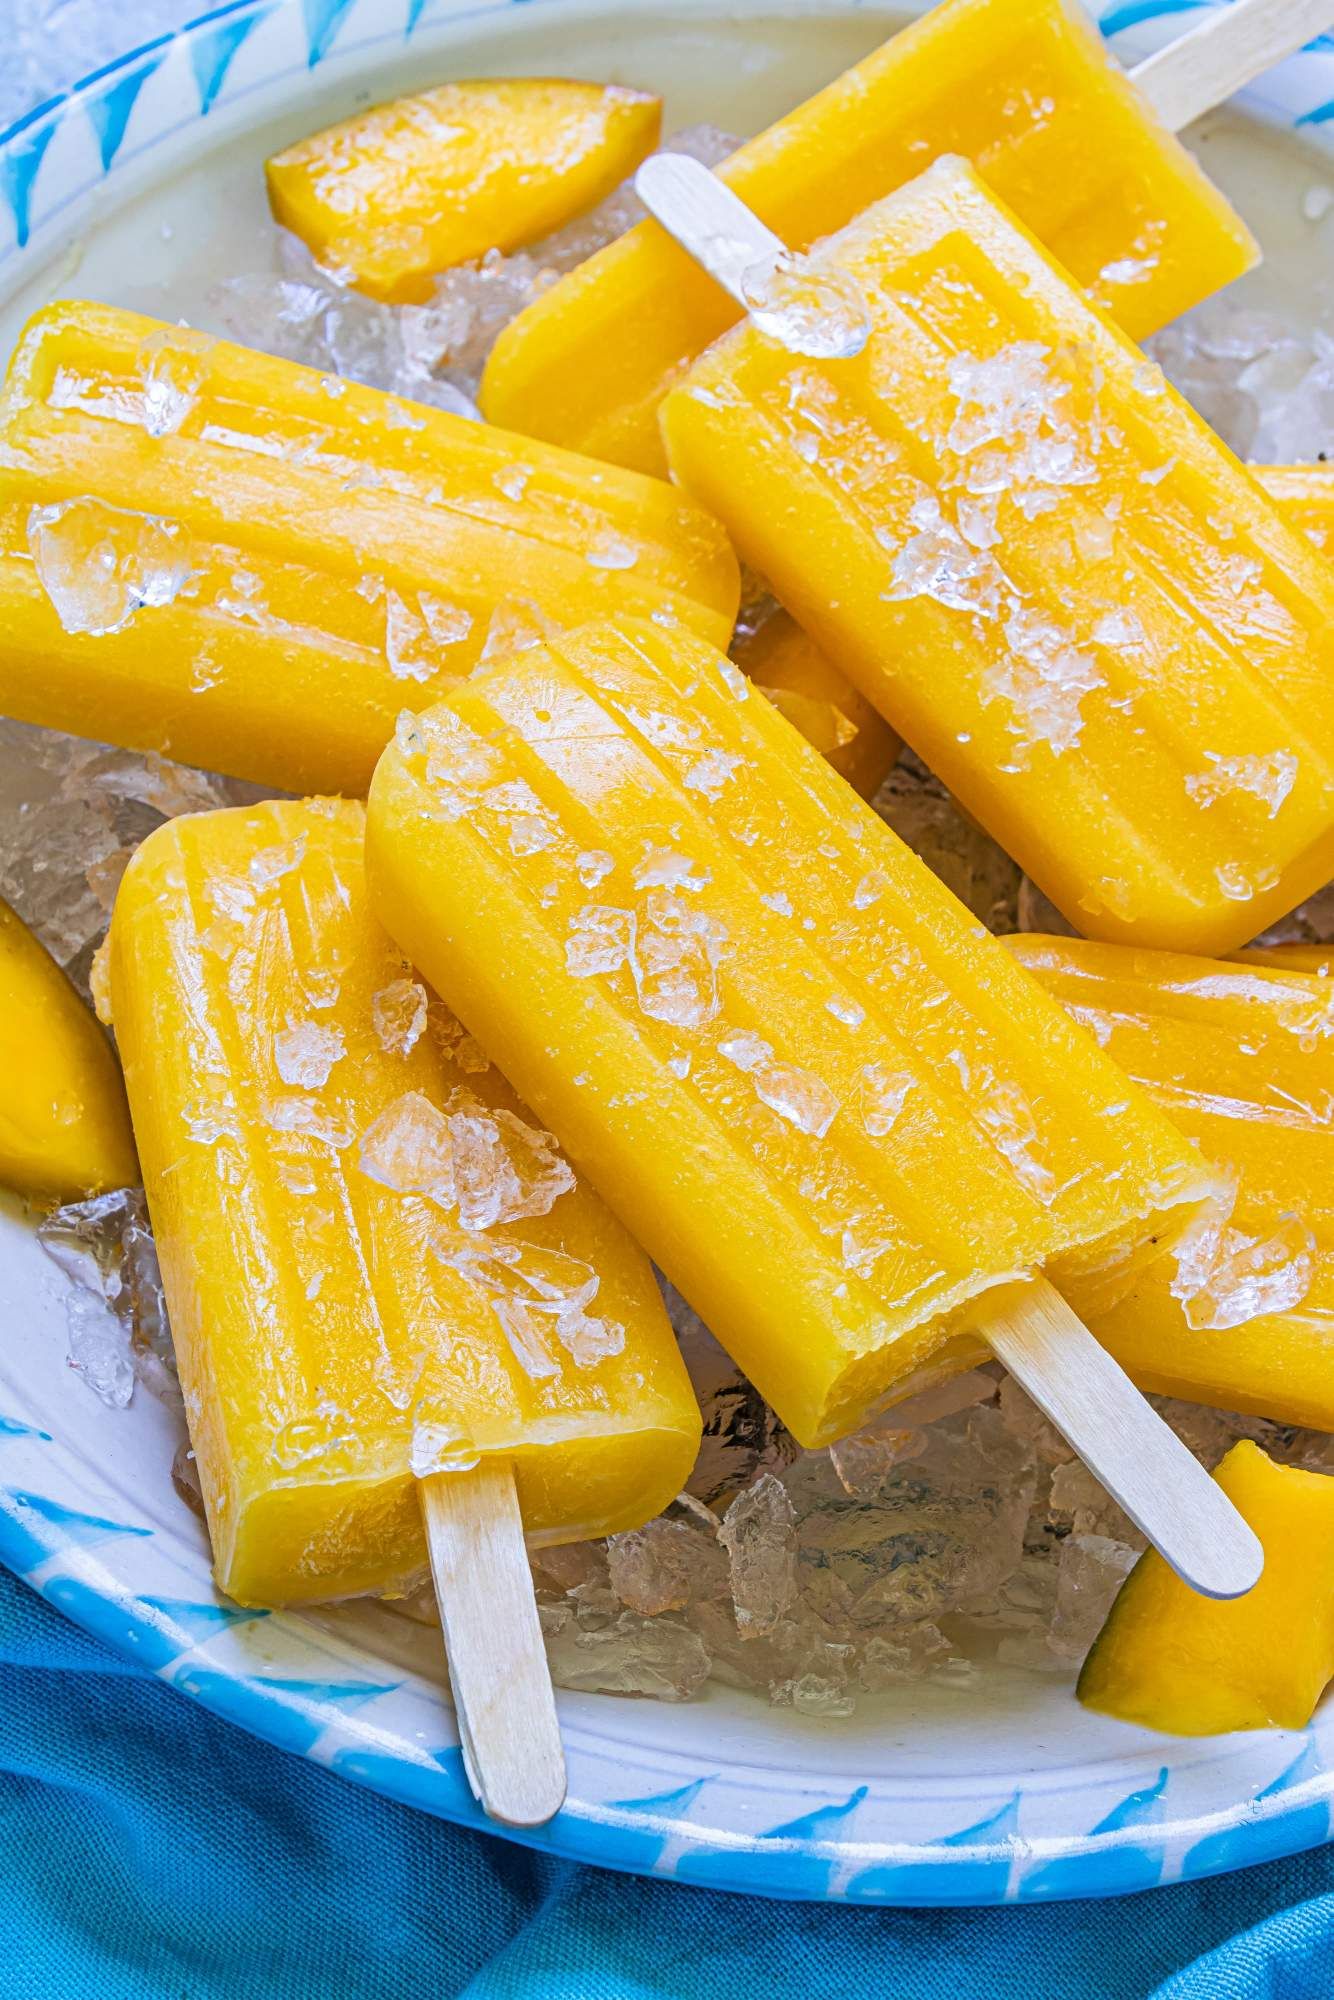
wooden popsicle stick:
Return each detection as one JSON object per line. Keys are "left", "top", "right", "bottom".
{"left": 982, "top": 1277, "right": 1263, "bottom": 1599}
{"left": 636, "top": 157, "right": 1266, "bottom": 1603}
{"left": 635, "top": 153, "right": 786, "bottom": 311}
{"left": 419, "top": 1458, "right": 566, "bottom": 1827}
{"left": 1131, "top": 0, "right": 1334, "bottom": 134}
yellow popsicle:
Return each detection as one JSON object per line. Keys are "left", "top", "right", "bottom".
{"left": 365, "top": 617, "right": 1214, "bottom": 1451}
{"left": 1008, "top": 934, "right": 1334, "bottom": 1431}
{"left": 660, "top": 158, "right": 1334, "bottom": 957}
{"left": 267, "top": 80, "right": 662, "bottom": 305}
{"left": 1238, "top": 943, "right": 1334, "bottom": 976}
{"left": 734, "top": 610, "right": 901, "bottom": 799}
{"left": 0, "top": 302, "right": 738, "bottom": 796}
{"left": 1080, "top": 1441, "right": 1334, "bottom": 1733}
{"left": 106, "top": 796, "right": 699, "bottom": 1608}
{"left": 480, "top": 0, "right": 1256, "bottom": 475}
{"left": 0, "top": 896, "right": 136, "bottom": 1203}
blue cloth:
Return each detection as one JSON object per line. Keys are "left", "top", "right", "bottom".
{"left": 4, "top": 1567, "right": 1334, "bottom": 1997}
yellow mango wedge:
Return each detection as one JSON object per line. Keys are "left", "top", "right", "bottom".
{"left": 267, "top": 79, "right": 662, "bottom": 305}
{"left": 1080, "top": 1442, "right": 1334, "bottom": 1734}
{"left": 0, "top": 897, "right": 136, "bottom": 1202}
{"left": 734, "top": 612, "right": 901, "bottom": 800}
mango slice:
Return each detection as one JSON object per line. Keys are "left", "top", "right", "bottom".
{"left": 733, "top": 611, "right": 902, "bottom": 801}
{"left": 1079, "top": 1442, "right": 1334, "bottom": 1735}
{"left": 266, "top": 79, "right": 662, "bottom": 305}
{"left": 0, "top": 897, "right": 136, "bottom": 1203}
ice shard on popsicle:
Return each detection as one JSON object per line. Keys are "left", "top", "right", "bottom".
{"left": 106, "top": 796, "right": 700, "bottom": 1608}
{"left": 1008, "top": 934, "right": 1334, "bottom": 1432}
{"left": 0, "top": 302, "right": 738, "bottom": 796}
{"left": 480, "top": 0, "right": 1256, "bottom": 474}
{"left": 658, "top": 157, "right": 1334, "bottom": 956}
{"left": 365, "top": 617, "right": 1218, "bottom": 1452}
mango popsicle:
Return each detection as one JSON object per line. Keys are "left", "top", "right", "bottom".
{"left": 655, "top": 157, "right": 1334, "bottom": 957}
{"left": 106, "top": 795, "right": 700, "bottom": 1612}
{"left": 480, "top": 0, "right": 1257, "bottom": 475}
{"left": 1008, "top": 934, "right": 1334, "bottom": 1431}
{"left": 364, "top": 614, "right": 1269, "bottom": 1594}
{"left": 0, "top": 896, "right": 136, "bottom": 1202}
{"left": 0, "top": 302, "right": 738, "bottom": 796}
{"left": 734, "top": 610, "right": 901, "bottom": 799}
{"left": 267, "top": 79, "right": 662, "bottom": 305}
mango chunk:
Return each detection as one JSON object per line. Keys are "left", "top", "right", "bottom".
{"left": 733, "top": 611, "right": 902, "bottom": 801}
{"left": 1079, "top": 1442, "right": 1334, "bottom": 1735}
{"left": 266, "top": 79, "right": 661, "bottom": 305}
{"left": 0, "top": 897, "right": 136, "bottom": 1203}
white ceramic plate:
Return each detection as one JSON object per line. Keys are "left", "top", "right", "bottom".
{"left": 1, "top": 0, "right": 1333, "bottom": 1904}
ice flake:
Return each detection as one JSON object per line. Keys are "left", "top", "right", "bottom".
{"left": 409, "top": 1421, "right": 480, "bottom": 1478}
{"left": 247, "top": 835, "right": 306, "bottom": 888}
{"left": 576, "top": 849, "right": 615, "bottom": 888}
{"left": 859, "top": 1064, "right": 915, "bottom": 1137}
{"left": 884, "top": 500, "right": 1005, "bottom": 618}
{"left": 1170, "top": 1174, "right": 1316, "bottom": 1330}
{"left": 715, "top": 657, "right": 750, "bottom": 701}
{"left": 761, "top": 889, "right": 794, "bottom": 917}
{"left": 683, "top": 747, "right": 743, "bottom": 798}
{"left": 28, "top": 498, "right": 191, "bottom": 636}
{"left": 633, "top": 849, "right": 711, "bottom": 893}
{"left": 741, "top": 251, "right": 871, "bottom": 361}
{"left": 1091, "top": 609, "right": 1148, "bottom": 652}
{"left": 719, "top": 1029, "right": 838, "bottom": 1137}
{"left": 479, "top": 598, "right": 558, "bottom": 665}
{"left": 181, "top": 1099, "right": 241, "bottom": 1145}
{"left": 947, "top": 1052, "right": 1053, "bottom": 1198}
{"left": 384, "top": 587, "right": 472, "bottom": 682}
{"left": 1186, "top": 750, "right": 1299, "bottom": 819}
{"left": 825, "top": 995, "right": 865, "bottom": 1028}
{"left": 1099, "top": 255, "right": 1157, "bottom": 286}
{"left": 992, "top": 606, "right": 1103, "bottom": 757}
{"left": 434, "top": 1232, "right": 607, "bottom": 1375}
{"left": 493, "top": 463, "right": 531, "bottom": 501}
{"left": 585, "top": 533, "right": 639, "bottom": 570}
{"left": 274, "top": 1020, "right": 345, "bottom": 1089}
{"left": 137, "top": 326, "right": 214, "bottom": 437}
{"left": 265, "top": 1097, "right": 355, "bottom": 1148}
{"left": 482, "top": 779, "right": 556, "bottom": 855}
{"left": 372, "top": 978, "right": 428, "bottom": 1056}
{"left": 944, "top": 342, "right": 1098, "bottom": 504}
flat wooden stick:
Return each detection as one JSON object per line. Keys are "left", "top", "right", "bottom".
{"left": 635, "top": 153, "right": 785, "bottom": 309}
{"left": 982, "top": 1276, "right": 1263, "bottom": 1600}
{"left": 419, "top": 1459, "right": 566, "bottom": 1827}
{"left": 1130, "top": 0, "right": 1334, "bottom": 133}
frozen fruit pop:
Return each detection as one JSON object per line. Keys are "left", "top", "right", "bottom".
{"left": 0, "top": 896, "right": 136, "bottom": 1203}
{"left": 480, "top": 0, "right": 1279, "bottom": 474}
{"left": 650, "top": 156, "right": 1334, "bottom": 957}
{"left": 107, "top": 796, "right": 700, "bottom": 1821}
{"left": 0, "top": 302, "right": 738, "bottom": 796}
{"left": 367, "top": 615, "right": 1261, "bottom": 1597}
{"left": 734, "top": 609, "right": 901, "bottom": 799}
{"left": 267, "top": 79, "right": 661, "bottom": 304}
{"left": 1007, "top": 934, "right": 1334, "bottom": 1432}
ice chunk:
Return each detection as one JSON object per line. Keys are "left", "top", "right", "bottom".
{"left": 358, "top": 1087, "right": 575, "bottom": 1229}
{"left": 273, "top": 1019, "right": 345, "bottom": 1088}
{"left": 566, "top": 891, "right": 727, "bottom": 1031}
{"left": 540, "top": 1601, "right": 712, "bottom": 1700}
{"left": 741, "top": 250, "right": 871, "bottom": 361}
{"left": 28, "top": 498, "right": 191, "bottom": 636}
{"left": 137, "top": 325, "right": 214, "bottom": 438}
{"left": 719, "top": 1472, "right": 797, "bottom": 1636}
{"left": 1169, "top": 1174, "right": 1316, "bottom": 1330}
{"left": 859, "top": 1064, "right": 914, "bottom": 1138}
{"left": 719, "top": 1029, "right": 838, "bottom": 1137}
{"left": 607, "top": 1517, "right": 725, "bottom": 1614}
{"left": 371, "top": 978, "right": 428, "bottom": 1056}
{"left": 37, "top": 1189, "right": 176, "bottom": 1411}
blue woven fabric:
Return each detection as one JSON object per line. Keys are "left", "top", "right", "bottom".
{"left": 3, "top": 1567, "right": 1334, "bottom": 1998}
